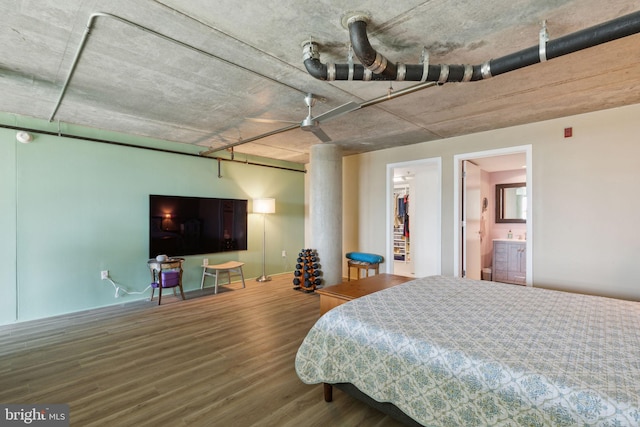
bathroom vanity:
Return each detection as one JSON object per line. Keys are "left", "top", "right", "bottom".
{"left": 492, "top": 239, "right": 526, "bottom": 285}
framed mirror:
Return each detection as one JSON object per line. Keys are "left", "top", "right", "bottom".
{"left": 496, "top": 183, "right": 526, "bottom": 223}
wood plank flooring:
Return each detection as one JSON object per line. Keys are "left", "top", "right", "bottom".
{"left": 0, "top": 274, "right": 405, "bottom": 426}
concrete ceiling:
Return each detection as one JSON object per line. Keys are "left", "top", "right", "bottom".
{"left": 1, "top": 0, "right": 639, "bottom": 164}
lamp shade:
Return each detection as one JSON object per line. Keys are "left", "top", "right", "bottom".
{"left": 253, "top": 198, "right": 275, "bottom": 214}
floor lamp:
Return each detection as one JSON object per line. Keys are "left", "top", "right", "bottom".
{"left": 254, "top": 198, "right": 275, "bottom": 282}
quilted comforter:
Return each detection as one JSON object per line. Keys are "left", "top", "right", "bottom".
{"left": 295, "top": 276, "right": 640, "bottom": 426}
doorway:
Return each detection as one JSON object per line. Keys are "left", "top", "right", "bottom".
{"left": 386, "top": 158, "right": 441, "bottom": 278}
{"left": 453, "top": 146, "right": 532, "bottom": 285}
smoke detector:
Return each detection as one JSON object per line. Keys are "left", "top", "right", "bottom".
{"left": 16, "top": 131, "right": 34, "bottom": 144}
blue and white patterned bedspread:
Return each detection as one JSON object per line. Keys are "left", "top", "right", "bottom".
{"left": 295, "top": 276, "right": 640, "bottom": 426}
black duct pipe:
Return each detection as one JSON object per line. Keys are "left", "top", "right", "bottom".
{"left": 303, "top": 10, "right": 640, "bottom": 82}
{"left": 348, "top": 19, "right": 398, "bottom": 80}
{"left": 303, "top": 41, "right": 394, "bottom": 81}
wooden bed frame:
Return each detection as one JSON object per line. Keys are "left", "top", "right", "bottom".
{"left": 324, "top": 383, "right": 423, "bottom": 427}
{"left": 317, "top": 275, "right": 423, "bottom": 425}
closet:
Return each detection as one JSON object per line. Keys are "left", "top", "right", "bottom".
{"left": 393, "top": 186, "right": 410, "bottom": 263}
{"left": 389, "top": 159, "right": 440, "bottom": 279}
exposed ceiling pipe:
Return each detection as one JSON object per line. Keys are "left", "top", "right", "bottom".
{"left": 360, "top": 81, "right": 437, "bottom": 108}
{"left": 49, "top": 12, "right": 307, "bottom": 122}
{"left": 0, "top": 123, "right": 305, "bottom": 173}
{"left": 199, "top": 80, "right": 437, "bottom": 156}
{"left": 303, "top": 10, "right": 640, "bottom": 82}
{"left": 199, "top": 123, "right": 299, "bottom": 156}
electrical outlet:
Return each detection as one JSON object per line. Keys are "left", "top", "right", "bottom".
{"left": 101, "top": 270, "right": 109, "bottom": 280}
{"left": 282, "top": 250, "right": 287, "bottom": 257}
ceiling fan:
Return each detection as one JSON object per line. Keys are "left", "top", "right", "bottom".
{"left": 249, "top": 93, "right": 360, "bottom": 142}
{"left": 201, "top": 81, "right": 437, "bottom": 157}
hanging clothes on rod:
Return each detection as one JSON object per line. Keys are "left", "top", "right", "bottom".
{"left": 393, "top": 185, "right": 410, "bottom": 262}
{"left": 402, "top": 194, "right": 409, "bottom": 238}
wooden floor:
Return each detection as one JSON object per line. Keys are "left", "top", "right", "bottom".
{"left": 0, "top": 274, "right": 406, "bottom": 427}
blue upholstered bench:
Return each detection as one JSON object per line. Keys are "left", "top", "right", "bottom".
{"left": 346, "top": 252, "right": 384, "bottom": 281}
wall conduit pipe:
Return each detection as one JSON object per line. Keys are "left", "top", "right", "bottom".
{"left": 304, "top": 10, "right": 640, "bottom": 82}
{"left": 50, "top": 12, "right": 307, "bottom": 122}
{"left": 0, "top": 123, "right": 305, "bottom": 173}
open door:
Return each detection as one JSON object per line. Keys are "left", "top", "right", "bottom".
{"left": 462, "top": 160, "right": 481, "bottom": 279}
{"left": 454, "top": 146, "right": 532, "bottom": 285}
{"left": 387, "top": 159, "right": 441, "bottom": 278}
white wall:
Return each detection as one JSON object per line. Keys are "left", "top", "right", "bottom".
{"left": 404, "top": 161, "right": 441, "bottom": 277}
{"left": 340, "top": 103, "right": 640, "bottom": 300}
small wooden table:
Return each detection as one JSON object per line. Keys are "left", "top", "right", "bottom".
{"left": 316, "top": 273, "right": 412, "bottom": 315}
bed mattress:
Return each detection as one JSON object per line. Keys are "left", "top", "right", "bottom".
{"left": 295, "top": 276, "right": 640, "bottom": 426}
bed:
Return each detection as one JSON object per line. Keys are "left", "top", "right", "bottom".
{"left": 295, "top": 275, "right": 640, "bottom": 426}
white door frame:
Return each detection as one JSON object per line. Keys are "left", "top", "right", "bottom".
{"left": 386, "top": 157, "right": 442, "bottom": 276}
{"left": 453, "top": 145, "right": 533, "bottom": 285}
{"left": 462, "top": 160, "right": 482, "bottom": 279}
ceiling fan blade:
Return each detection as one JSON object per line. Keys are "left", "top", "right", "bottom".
{"left": 314, "top": 101, "right": 361, "bottom": 123}
{"left": 246, "top": 117, "right": 299, "bottom": 124}
{"left": 310, "top": 126, "right": 332, "bottom": 143}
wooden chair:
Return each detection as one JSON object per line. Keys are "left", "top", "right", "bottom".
{"left": 148, "top": 258, "right": 186, "bottom": 305}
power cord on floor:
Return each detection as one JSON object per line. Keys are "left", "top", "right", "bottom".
{"left": 102, "top": 275, "right": 150, "bottom": 298}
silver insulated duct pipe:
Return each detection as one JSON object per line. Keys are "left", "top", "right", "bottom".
{"left": 303, "top": 10, "right": 640, "bottom": 82}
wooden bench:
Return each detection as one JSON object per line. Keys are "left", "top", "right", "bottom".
{"left": 346, "top": 252, "right": 384, "bottom": 281}
{"left": 347, "top": 259, "right": 380, "bottom": 281}
{"left": 200, "top": 261, "right": 246, "bottom": 294}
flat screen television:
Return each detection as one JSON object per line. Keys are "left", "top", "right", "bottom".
{"left": 149, "top": 195, "right": 247, "bottom": 258}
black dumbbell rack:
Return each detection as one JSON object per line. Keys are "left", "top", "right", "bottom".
{"left": 293, "top": 249, "right": 322, "bottom": 292}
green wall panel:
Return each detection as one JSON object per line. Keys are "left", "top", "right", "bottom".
{"left": 0, "top": 130, "right": 18, "bottom": 323}
{"left": 1, "top": 124, "right": 304, "bottom": 323}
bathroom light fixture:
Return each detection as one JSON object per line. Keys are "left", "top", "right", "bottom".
{"left": 253, "top": 198, "right": 276, "bottom": 282}
{"left": 16, "top": 131, "right": 33, "bottom": 144}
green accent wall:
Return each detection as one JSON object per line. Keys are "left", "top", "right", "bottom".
{"left": 0, "top": 127, "right": 17, "bottom": 324}
{"left": 0, "top": 116, "right": 305, "bottom": 324}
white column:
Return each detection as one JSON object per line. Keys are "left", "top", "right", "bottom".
{"left": 310, "top": 144, "right": 342, "bottom": 287}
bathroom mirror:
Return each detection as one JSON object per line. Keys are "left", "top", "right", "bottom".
{"left": 496, "top": 183, "right": 526, "bottom": 223}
